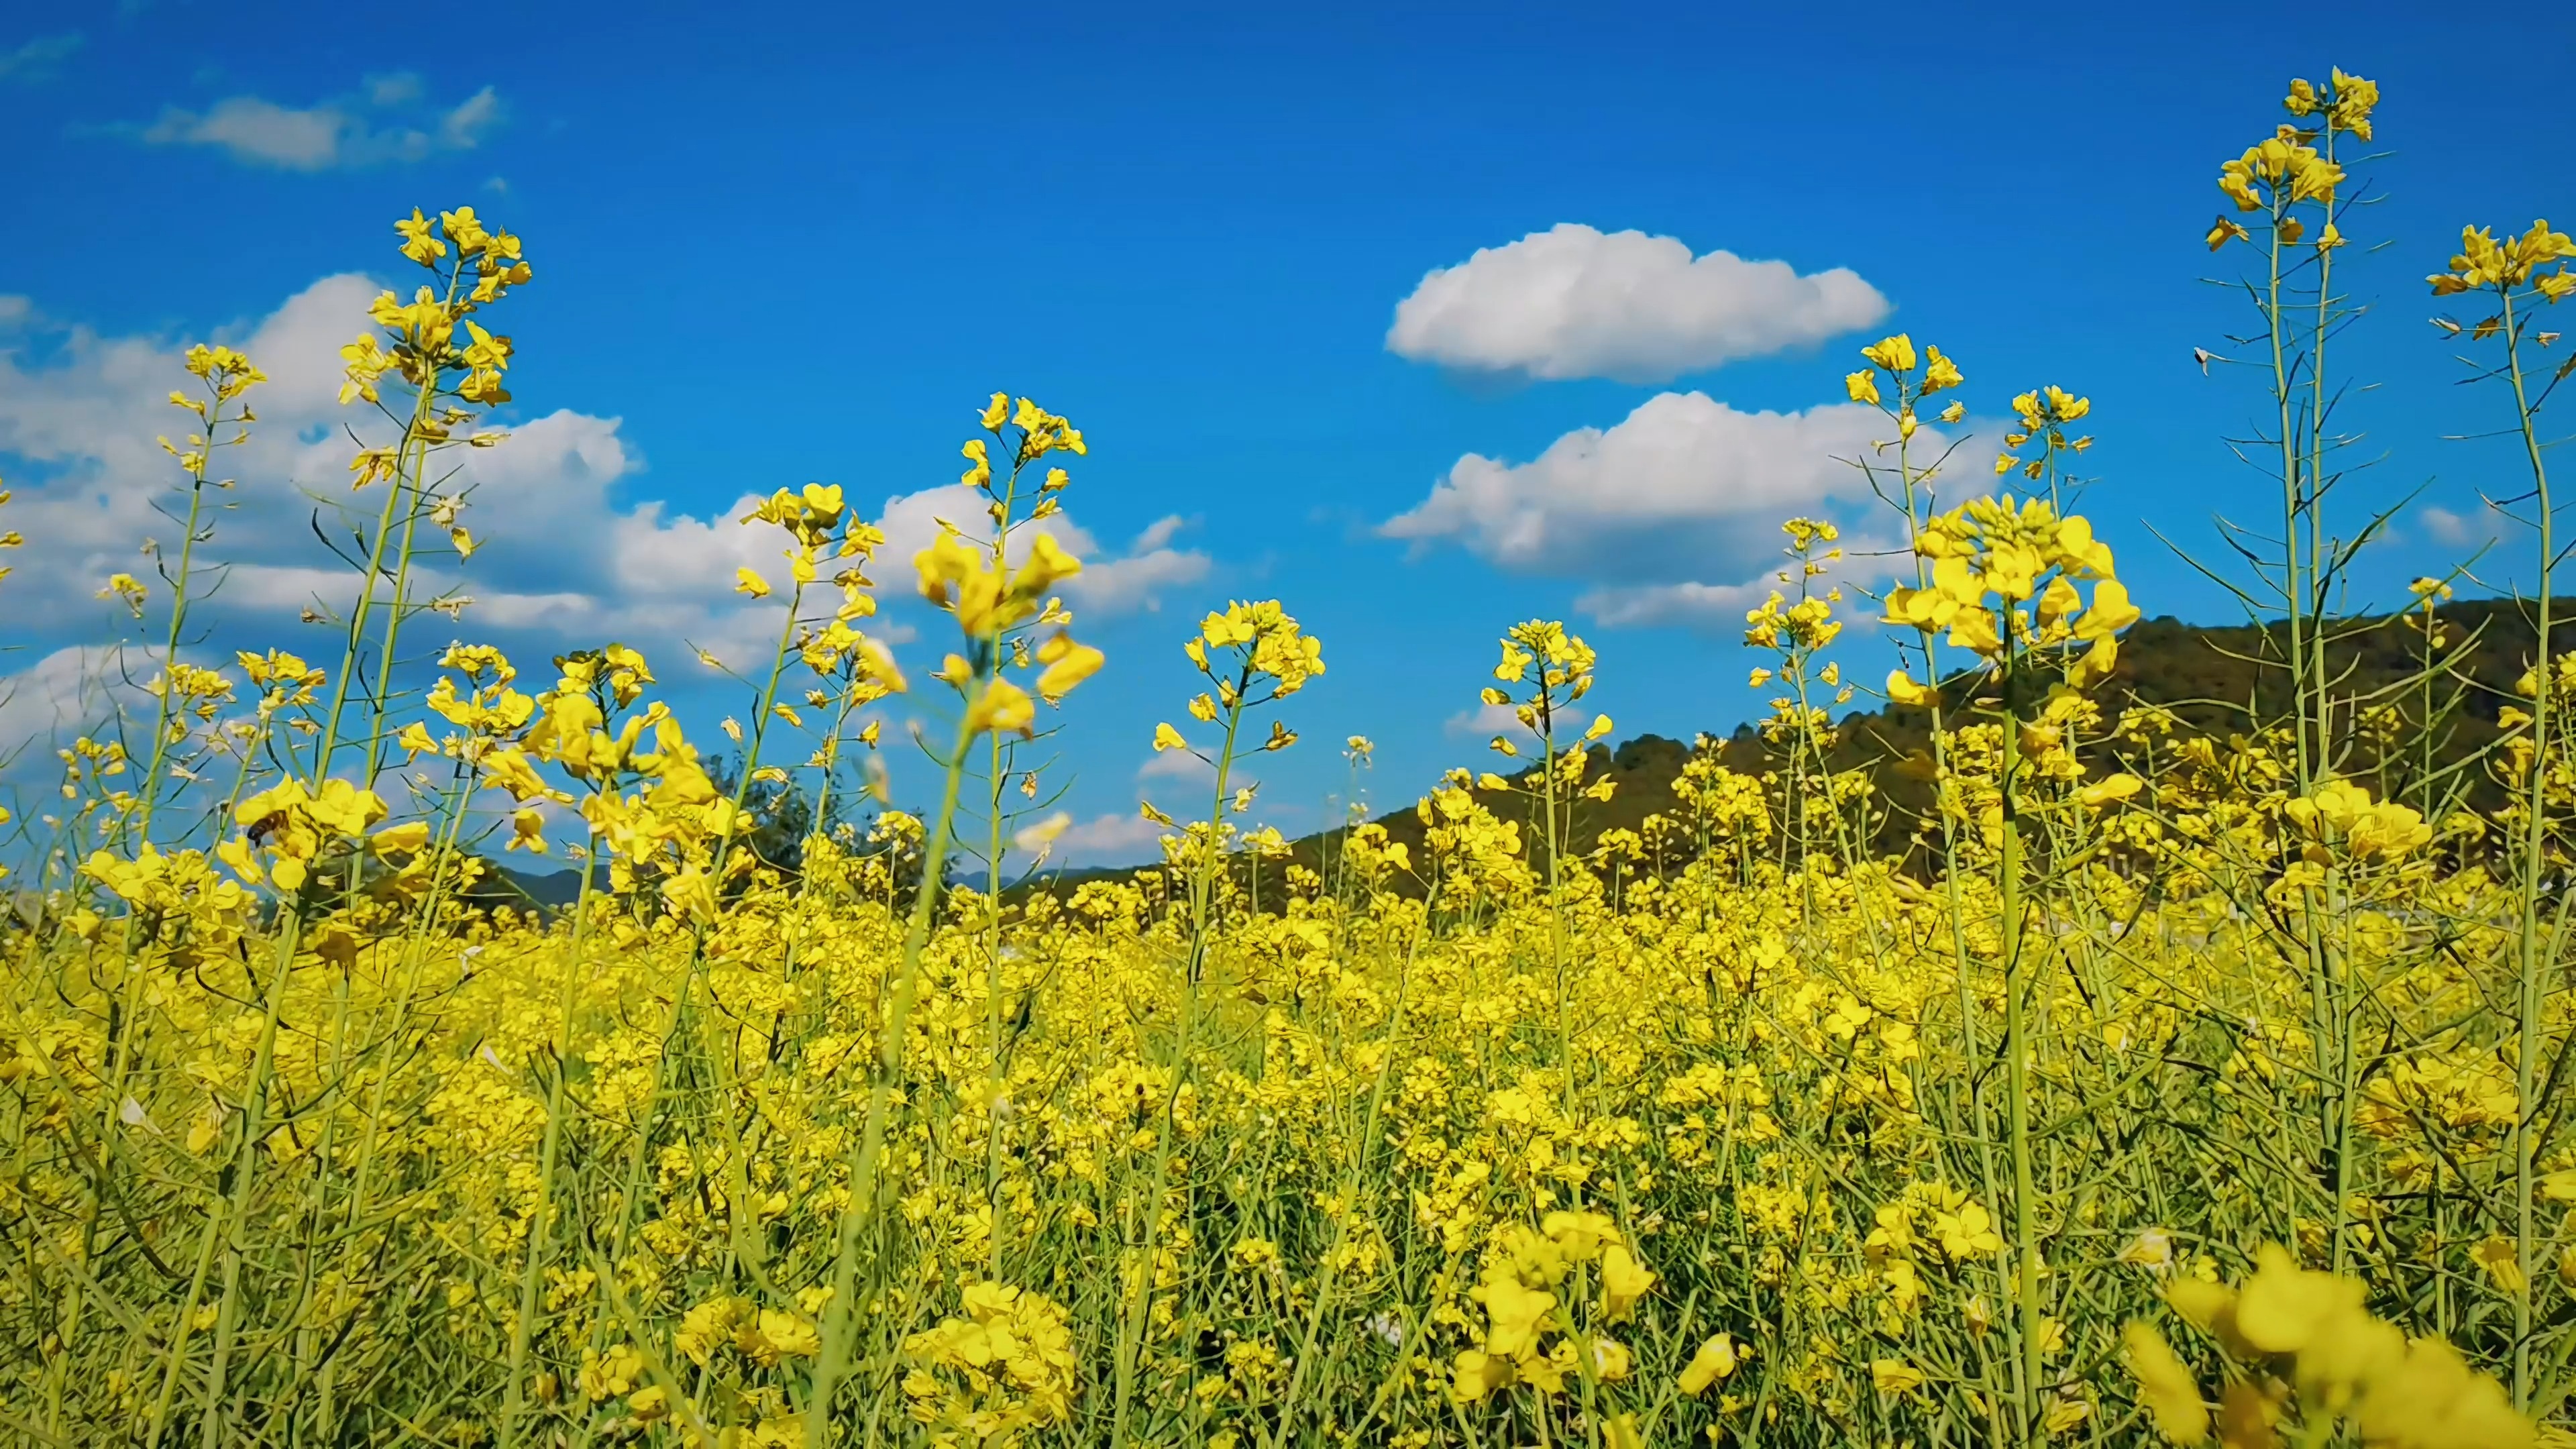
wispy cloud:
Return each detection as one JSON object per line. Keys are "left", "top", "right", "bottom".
{"left": 2419, "top": 503, "right": 2497, "bottom": 548}
{"left": 135, "top": 74, "right": 503, "bottom": 170}
{"left": 0, "top": 32, "right": 82, "bottom": 84}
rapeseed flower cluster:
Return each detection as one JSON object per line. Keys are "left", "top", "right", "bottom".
{"left": 5, "top": 64, "right": 2573, "bottom": 1449}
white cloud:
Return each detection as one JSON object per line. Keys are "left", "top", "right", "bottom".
{"left": 1575, "top": 529, "right": 1898, "bottom": 631}
{"left": 1387, "top": 223, "right": 1889, "bottom": 384}
{"left": 0, "top": 274, "right": 400, "bottom": 624}
{"left": 0, "top": 279, "right": 723, "bottom": 687}
{"left": 138, "top": 78, "right": 502, "bottom": 170}
{"left": 1072, "top": 517, "right": 1210, "bottom": 614}
{"left": 1444, "top": 700, "right": 1538, "bottom": 745}
{"left": 0, "top": 275, "right": 1210, "bottom": 751}
{"left": 1574, "top": 578, "right": 1775, "bottom": 629}
{"left": 438, "top": 87, "right": 502, "bottom": 150}
{"left": 1382, "top": 392, "right": 1907, "bottom": 580}
{"left": 1049, "top": 810, "right": 1168, "bottom": 867}
{"left": 1137, "top": 747, "right": 1212, "bottom": 782}
{"left": 0, "top": 645, "right": 150, "bottom": 765}
{"left": 147, "top": 97, "right": 343, "bottom": 168}
{"left": 868, "top": 486, "right": 1211, "bottom": 621}
{"left": 2419, "top": 504, "right": 2493, "bottom": 547}
{"left": 1383, "top": 392, "right": 1957, "bottom": 631}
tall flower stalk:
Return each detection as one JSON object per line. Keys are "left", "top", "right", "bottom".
{"left": 804, "top": 396, "right": 1101, "bottom": 1443}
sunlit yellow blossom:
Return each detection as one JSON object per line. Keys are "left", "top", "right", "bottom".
{"left": 1678, "top": 1334, "right": 1739, "bottom": 1396}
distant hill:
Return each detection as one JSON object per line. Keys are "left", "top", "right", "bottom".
{"left": 467, "top": 600, "right": 2550, "bottom": 908}
{"left": 477, "top": 863, "right": 602, "bottom": 911}
{"left": 1022, "top": 598, "right": 2543, "bottom": 894}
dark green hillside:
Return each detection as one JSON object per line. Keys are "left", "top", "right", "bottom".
{"left": 483, "top": 600, "right": 2552, "bottom": 907}
{"left": 1032, "top": 598, "right": 2546, "bottom": 898}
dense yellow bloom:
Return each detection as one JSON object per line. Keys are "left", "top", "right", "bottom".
{"left": 1598, "top": 1243, "right": 1655, "bottom": 1322}
{"left": 2078, "top": 772, "right": 2143, "bottom": 808}
{"left": 395, "top": 207, "right": 445, "bottom": 265}
{"left": 1885, "top": 669, "right": 1939, "bottom": 708}
{"left": 1542, "top": 1208, "right": 1616, "bottom": 1261}
{"left": 1870, "top": 1358, "right": 1925, "bottom": 1396}
{"left": 1032, "top": 633, "right": 1104, "bottom": 702}
{"left": 1193, "top": 600, "right": 1327, "bottom": 696}
{"left": 739, "top": 1309, "right": 822, "bottom": 1366}
{"left": 1677, "top": 1334, "right": 1740, "bottom": 1396}
{"left": 1013, "top": 533, "right": 1084, "bottom": 596}
{"left": 2282, "top": 779, "right": 2431, "bottom": 861}
{"left": 99, "top": 572, "right": 148, "bottom": 616}
{"left": 2151, "top": 1247, "right": 2533, "bottom": 1449}
{"left": 24, "top": 160, "right": 2576, "bottom": 1449}
{"left": 1884, "top": 497, "right": 2129, "bottom": 688}
{"left": 904, "top": 1283, "right": 1078, "bottom": 1438}
{"left": 1862, "top": 333, "right": 1917, "bottom": 374}
{"left": 1933, "top": 1199, "right": 2004, "bottom": 1258}
{"left": 1470, "top": 1264, "right": 1554, "bottom": 1358}
{"left": 2428, "top": 221, "right": 2575, "bottom": 297}
{"left": 2124, "top": 1321, "right": 2209, "bottom": 1446}
{"left": 965, "top": 678, "right": 1036, "bottom": 738}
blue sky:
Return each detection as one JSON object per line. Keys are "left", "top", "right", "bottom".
{"left": 3, "top": 2, "right": 2572, "bottom": 863}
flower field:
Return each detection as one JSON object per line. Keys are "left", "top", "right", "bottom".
{"left": 7, "top": 67, "right": 2576, "bottom": 1448}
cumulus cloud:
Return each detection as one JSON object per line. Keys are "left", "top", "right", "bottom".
{"left": 0, "top": 645, "right": 153, "bottom": 765}
{"left": 1383, "top": 392, "right": 1906, "bottom": 578}
{"left": 1049, "top": 810, "right": 1168, "bottom": 868}
{"left": 867, "top": 487, "right": 1210, "bottom": 621}
{"left": 437, "top": 87, "right": 502, "bottom": 149}
{"left": 9, "top": 284, "right": 775, "bottom": 683}
{"left": 0, "top": 275, "right": 678, "bottom": 645}
{"left": 0, "top": 273, "right": 404, "bottom": 627}
{"left": 1383, "top": 391, "right": 1961, "bottom": 631}
{"left": 1387, "top": 224, "right": 1889, "bottom": 384}
{"left": 145, "top": 97, "right": 343, "bottom": 168}
{"left": 1576, "top": 527, "right": 1899, "bottom": 631}
{"left": 0, "top": 275, "right": 1211, "bottom": 757}
{"left": 1075, "top": 536, "right": 1210, "bottom": 615}
{"left": 137, "top": 76, "right": 502, "bottom": 170}
{"left": 1572, "top": 577, "right": 1782, "bottom": 630}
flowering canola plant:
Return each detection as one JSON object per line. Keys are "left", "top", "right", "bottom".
{"left": 5, "top": 66, "right": 2576, "bottom": 1449}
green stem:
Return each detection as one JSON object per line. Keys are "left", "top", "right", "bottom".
{"left": 497, "top": 854, "right": 602, "bottom": 1448}
{"left": 804, "top": 700, "right": 978, "bottom": 1446}
{"left": 1997, "top": 641, "right": 2043, "bottom": 1447}
{"left": 2502, "top": 282, "right": 2553, "bottom": 1412}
